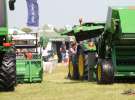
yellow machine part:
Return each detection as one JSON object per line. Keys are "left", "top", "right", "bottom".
{"left": 97, "top": 64, "right": 102, "bottom": 81}
{"left": 78, "top": 54, "right": 84, "bottom": 78}
{"left": 69, "top": 60, "right": 74, "bottom": 78}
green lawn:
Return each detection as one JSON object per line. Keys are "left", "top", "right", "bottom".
{"left": 0, "top": 63, "right": 135, "bottom": 100}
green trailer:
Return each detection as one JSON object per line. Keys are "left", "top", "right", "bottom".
{"left": 96, "top": 6, "right": 135, "bottom": 84}
{"left": 13, "top": 33, "right": 43, "bottom": 83}
{"left": 62, "top": 22, "right": 104, "bottom": 81}
{"left": 16, "top": 58, "right": 43, "bottom": 83}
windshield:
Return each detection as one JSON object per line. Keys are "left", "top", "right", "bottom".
{"left": 0, "top": 0, "right": 6, "bottom": 27}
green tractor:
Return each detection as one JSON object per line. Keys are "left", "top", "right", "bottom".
{"left": 96, "top": 6, "right": 135, "bottom": 84}
{"left": 0, "top": 0, "right": 43, "bottom": 91}
{"left": 62, "top": 22, "right": 104, "bottom": 81}
{"left": 0, "top": 0, "right": 16, "bottom": 91}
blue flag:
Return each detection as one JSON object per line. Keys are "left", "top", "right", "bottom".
{"left": 26, "top": 0, "right": 39, "bottom": 26}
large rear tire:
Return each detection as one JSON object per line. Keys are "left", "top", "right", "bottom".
{"left": 68, "top": 55, "right": 78, "bottom": 79}
{"left": 0, "top": 51, "right": 16, "bottom": 91}
{"left": 69, "top": 58, "right": 74, "bottom": 79}
{"left": 96, "top": 59, "right": 114, "bottom": 84}
{"left": 78, "top": 54, "right": 84, "bottom": 80}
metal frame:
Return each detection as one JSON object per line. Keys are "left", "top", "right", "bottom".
{"left": 13, "top": 33, "right": 43, "bottom": 83}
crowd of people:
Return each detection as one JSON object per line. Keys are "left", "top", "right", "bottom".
{"left": 59, "top": 41, "right": 78, "bottom": 67}
{"left": 41, "top": 39, "right": 96, "bottom": 74}
{"left": 16, "top": 39, "right": 95, "bottom": 73}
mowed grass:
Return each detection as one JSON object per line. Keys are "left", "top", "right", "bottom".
{"left": 0, "top": 63, "right": 135, "bottom": 100}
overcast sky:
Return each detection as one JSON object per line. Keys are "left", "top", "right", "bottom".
{"left": 7, "top": 0, "right": 135, "bottom": 28}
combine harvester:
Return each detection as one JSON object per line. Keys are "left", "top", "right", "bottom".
{"left": 96, "top": 6, "right": 135, "bottom": 84}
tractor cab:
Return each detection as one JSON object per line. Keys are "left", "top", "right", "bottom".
{"left": 0, "top": 0, "right": 15, "bottom": 34}
{"left": 0, "top": 0, "right": 8, "bottom": 35}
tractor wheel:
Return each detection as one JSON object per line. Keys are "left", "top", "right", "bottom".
{"left": 69, "top": 58, "right": 74, "bottom": 79}
{"left": 83, "top": 53, "right": 89, "bottom": 80}
{"left": 0, "top": 51, "right": 16, "bottom": 91}
{"left": 78, "top": 52, "right": 97, "bottom": 80}
{"left": 96, "top": 59, "right": 114, "bottom": 84}
{"left": 87, "top": 52, "right": 97, "bottom": 81}
{"left": 69, "top": 55, "right": 78, "bottom": 79}
{"left": 78, "top": 54, "right": 84, "bottom": 80}
{"left": 83, "top": 52, "right": 96, "bottom": 80}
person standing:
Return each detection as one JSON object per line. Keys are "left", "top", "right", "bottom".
{"left": 68, "top": 41, "right": 79, "bottom": 79}
{"left": 69, "top": 42, "right": 77, "bottom": 55}
{"left": 42, "top": 47, "right": 53, "bottom": 73}
{"left": 63, "top": 50, "right": 69, "bottom": 67}
{"left": 60, "top": 42, "right": 67, "bottom": 63}
{"left": 42, "top": 47, "right": 48, "bottom": 62}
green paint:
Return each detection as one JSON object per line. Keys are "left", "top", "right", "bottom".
{"left": 119, "top": 9, "right": 135, "bottom": 33}
{"left": 0, "top": 27, "right": 8, "bottom": 35}
{"left": 61, "top": 22, "right": 104, "bottom": 42}
{"left": 101, "top": 7, "right": 135, "bottom": 78}
{"left": 0, "top": 0, "right": 8, "bottom": 34}
{"left": 16, "top": 58, "right": 43, "bottom": 83}
{"left": 73, "top": 25, "right": 104, "bottom": 34}
{"left": 0, "top": 0, "right": 13, "bottom": 52}
{"left": 82, "top": 42, "right": 96, "bottom": 51}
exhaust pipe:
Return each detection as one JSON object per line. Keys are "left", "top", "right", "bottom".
{"left": 9, "top": 0, "right": 16, "bottom": 10}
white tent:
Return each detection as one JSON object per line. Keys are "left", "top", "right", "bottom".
{"left": 9, "top": 28, "right": 25, "bottom": 34}
{"left": 12, "top": 34, "right": 36, "bottom": 40}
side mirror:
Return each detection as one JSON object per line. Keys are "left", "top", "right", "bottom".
{"left": 9, "top": 0, "right": 16, "bottom": 10}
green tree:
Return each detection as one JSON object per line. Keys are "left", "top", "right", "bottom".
{"left": 21, "top": 27, "right": 33, "bottom": 33}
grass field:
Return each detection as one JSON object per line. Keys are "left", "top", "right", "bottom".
{"left": 0, "top": 63, "right": 135, "bottom": 100}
